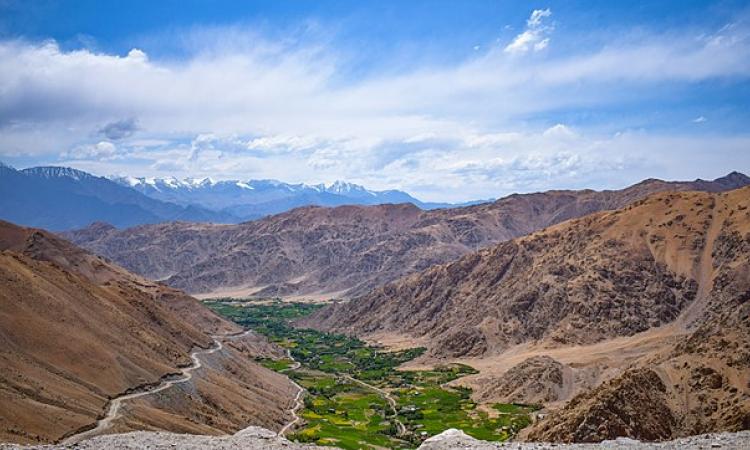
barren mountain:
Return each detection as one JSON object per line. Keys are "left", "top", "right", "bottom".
{"left": 305, "top": 186, "right": 750, "bottom": 441}
{"left": 63, "top": 172, "right": 749, "bottom": 298}
{"left": 476, "top": 356, "right": 566, "bottom": 405}
{"left": 0, "top": 221, "right": 296, "bottom": 444}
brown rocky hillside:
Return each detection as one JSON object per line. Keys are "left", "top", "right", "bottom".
{"left": 0, "top": 221, "right": 296, "bottom": 444}
{"left": 305, "top": 187, "right": 750, "bottom": 441}
{"left": 63, "top": 172, "right": 749, "bottom": 298}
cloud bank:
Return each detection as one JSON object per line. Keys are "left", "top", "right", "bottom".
{"left": 0, "top": 9, "right": 749, "bottom": 201}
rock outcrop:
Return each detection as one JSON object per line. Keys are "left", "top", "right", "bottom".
{"left": 475, "top": 356, "right": 565, "bottom": 405}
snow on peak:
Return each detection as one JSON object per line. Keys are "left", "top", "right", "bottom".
{"left": 181, "top": 177, "right": 213, "bottom": 188}
{"left": 198, "top": 177, "right": 215, "bottom": 187}
{"left": 161, "top": 176, "right": 180, "bottom": 188}
{"left": 107, "top": 174, "right": 403, "bottom": 201}
{"left": 326, "top": 180, "right": 375, "bottom": 196}
{"left": 122, "top": 176, "right": 142, "bottom": 187}
{"left": 22, "top": 166, "right": 93, "bottom": 181}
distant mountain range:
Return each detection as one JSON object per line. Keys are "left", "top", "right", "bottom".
{"left": 0, "top": 162, "right": 482, "bottom": 230}
{"left": 64, "top": 171, "right": 750, "bottom": 298}
{"left": 0, "top": 163, "right": 236, "bottom": 230}
{"left": 110, "top": 175, "right": 480, "bottom": 219}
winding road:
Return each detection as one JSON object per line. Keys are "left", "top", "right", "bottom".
{"left": 342, "top": 374, "right": 406, "bottom": 436}
{"left": 277, "top": 349, "right": 305, "bottom": 436}
{"left": 62, "top": 330, "right": 254, "bottom": 445}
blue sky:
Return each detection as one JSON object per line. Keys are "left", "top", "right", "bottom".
{"left": 0, "top": 0, "right": 749, "bottom": 201}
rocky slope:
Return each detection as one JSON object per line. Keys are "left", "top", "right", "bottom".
{"left": 524, "top": 187, "right": 750, "bottom": 442}
{"left": 63, "top": 172, "right": 749, "bottom": 298}
{"left": 0, "top": 221, "right": 296, "bottom": 444}
{"left": 305, "top": 188, "right": 729, "bottom": 353}
{"left": 305, "top": 187, "right": 750, "bottom": 441}
{"left": 475, "top": 356, "right": 566, "bottom": 405}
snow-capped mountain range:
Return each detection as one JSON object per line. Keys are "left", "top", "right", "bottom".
{"left": 109, "top": 175, "right": 458, "bottom": 219}
{"left": 115, "top": 176, "right": 385, "bottom": 198}
{"left": 0, "top": 164, "right": 234, "bottom": 230}
{"left": 0, "top": 161, "right": 485, "bottom": 230}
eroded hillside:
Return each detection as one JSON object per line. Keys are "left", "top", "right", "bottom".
{"left": 304, "top": 187, "right": 750, "bottom": 441}
{"left": 0, "top": 221, "right": 296, "bottom": 444}
{"left": 64, "top": 173, "right": 749, "bottom": 298}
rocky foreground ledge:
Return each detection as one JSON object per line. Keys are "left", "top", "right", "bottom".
{"left": 420, "top": 429, "right": 750, "bottom": 449}
{"left": 3, "top": 428, "right": 750, "bottom": 450}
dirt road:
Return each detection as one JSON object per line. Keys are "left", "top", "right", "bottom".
{"left": 342, "top": 374, "right": 406, "bottom": 436}
{"left": 277, "top": 349, "right": 305, "bottom": 436}
{"left": 62, "top": 330, "right": 254, "bottom": 444}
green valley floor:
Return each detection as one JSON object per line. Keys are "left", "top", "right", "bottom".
{"left": 206, "top": 299, "right": 536, "bottom": 450}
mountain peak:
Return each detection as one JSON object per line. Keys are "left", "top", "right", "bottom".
{"left": 713, "top": 171, "right": 750, "bottom": 187}
{"left": 21, "top": 166, "right": 95, "bottom": 181}
{"left": 326, "top": 180, "right": 374, "bottom": 196}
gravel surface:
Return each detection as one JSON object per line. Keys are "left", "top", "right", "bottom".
{"left": 420, "top": 429, "right": 750, "bottom": 450}
{"left": 1, "top": 427, "right": 318, "bottom": 450}
{"left": 3, "top": 427, "right": 750, "bottom": 449}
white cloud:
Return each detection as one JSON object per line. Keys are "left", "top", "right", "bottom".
{"left": 1, "top": 13, "right": 749, "bottom": 201}
{"left": 0, "top": 20, "right": 747, "bottom": 157}
{"left": 542, "top": 123, "right": 577, "bottom": 139}
{"left": 53, "top": 127, "right": 750, "bottom": 202}
{"left": 528, "top": 9, "right": 553, "bottom": 28}
{"left": 62, "top": 141, "right": 117, "bottom": 160}
{"left": 534, "top": 38, "right": 550, "bottom": 52}
{"left": 693, "top": 116, "right": 707, "bottom": 123}
{"left": 247, "top": 134, "right": 323, "bottom": 152}
{"left": 504, "top": 8, "right": 553, "bottom": 55}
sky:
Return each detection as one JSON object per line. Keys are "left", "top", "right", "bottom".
{"left": 0, "top": 0, "right": 749, "bottom": 202}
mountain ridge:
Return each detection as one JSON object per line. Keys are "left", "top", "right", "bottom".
{"left": 302, "top": 186, "right": 750, "bottom": 442}
{"left": 109, "top": 174, "right": 473, "bottom": 218}
{"left": 0, "top": 164, "right": 237, "bottom": 230}
{"left": 64, "top": 172, "right": 750, "bottom": 298}
{"left": 0, "top": 220, "right": 297, "bottom": 444}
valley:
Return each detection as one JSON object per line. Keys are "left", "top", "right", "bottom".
{"left": 206, "top": 300, "right": 536, "bottom": 449}
{"left": 1, "top": 183, "right": 748, "bottom": 447}
{"left": 2, "top": 2, "right": 749, "bottom": 448}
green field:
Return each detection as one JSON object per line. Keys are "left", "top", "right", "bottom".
{"left": 290, "top": 371, "right": 402, "bottom": 448}
{"left": 258, "top": 357, "right": 295, "bottom": 371}
{"left": 207, "top": 299, "right": 536, "bottom": 449}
